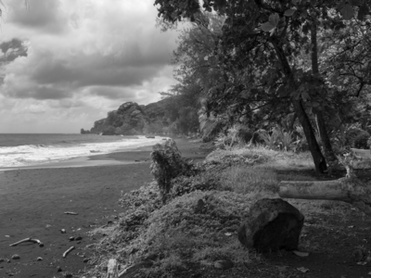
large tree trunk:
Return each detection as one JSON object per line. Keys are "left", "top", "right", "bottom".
{"left": 292, "top": 99, "right": 327, "bottom": 173}
{"left": 310, "top": 21, "right": 337, "bottom": 167}
{"left": 271, "top": 39, "right": 327, "bottom": 174}
{"left": 279, "top": 177, "right": 371, "bottom": 215}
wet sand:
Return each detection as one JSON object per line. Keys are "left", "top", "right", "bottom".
{"left": 0, "top": 139, "right": 209, "bottom": 277}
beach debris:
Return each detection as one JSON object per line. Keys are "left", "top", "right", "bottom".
{"left": 63, "top": 246, "right": 75, "bottom": 258}
{"left": 292, "top": 250, "right": 309, "bottom": 257}
{"left": 214, "top": 259, "right": 234, "bottom": 270}
{"left": 64, "top": 211, "right": 78, "bottom": 215}
{"left": 9, "top": 237, "right": 44, "bottom": 247}
{"left": 61, "top": 229, "right": 67, "bottom": 234}
{"left": 64, "top": 272, "right": 73, "bottom": 278}
{"left": 11, "top": 254, "right": 20, "bottom": 260}
{"left": 36, "top": 257, "right": 43, "bottom": 261}
{"left": 297, "top": 267, "right": 310, "bottom": 273}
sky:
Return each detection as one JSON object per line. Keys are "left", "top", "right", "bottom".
{"left": 0, "top": 0, "right": 181, "bottom": 133}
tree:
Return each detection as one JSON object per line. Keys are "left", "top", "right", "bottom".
{"left": 154, "top": 0, "right": 370, "bottom": 174}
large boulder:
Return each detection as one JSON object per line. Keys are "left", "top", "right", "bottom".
{"left": 238, "top": 198, "right": 304, "bottom": 252}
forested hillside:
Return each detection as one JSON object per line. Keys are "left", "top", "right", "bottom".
{"left": 81, "top": 96, "right": 200, "bottom": 136}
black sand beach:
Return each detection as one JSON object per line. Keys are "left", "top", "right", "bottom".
{"left": 0, "top": 139, "right": 209, "bottom": 277}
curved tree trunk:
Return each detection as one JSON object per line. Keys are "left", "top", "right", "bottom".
{"left": 310, "top": 20, "right": 338, "bottom": 167}
{"left": 292, "top": 99, "right": 327, "bottom": 173}
{"left": 271, "top": 38, "right": 327, "bottom": 174}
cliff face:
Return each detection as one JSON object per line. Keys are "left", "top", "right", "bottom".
{"left": 83, "top": 100, "right": 171, "bottom": 135}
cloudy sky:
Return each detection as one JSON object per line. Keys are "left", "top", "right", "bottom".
{"left": 0, "top": 0, "right": 181, "bottom": 133}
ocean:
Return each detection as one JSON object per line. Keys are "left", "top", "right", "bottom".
{"left": 0, "top": 134, "right": 165, "bottom": 169}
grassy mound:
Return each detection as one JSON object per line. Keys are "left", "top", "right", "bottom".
{"left": 83, "top": 145, "right": 370, "bottom": 278}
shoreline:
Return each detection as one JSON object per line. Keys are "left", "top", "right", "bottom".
{"left": 0, "top": 138, "right": 206, "bottom": 172}
{"left": 0, "top": 138, "right": 210, "bottom": 277}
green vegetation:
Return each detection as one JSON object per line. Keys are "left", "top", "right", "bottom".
{"left": 155, "top": 0, "right": 370, "bottom": 173}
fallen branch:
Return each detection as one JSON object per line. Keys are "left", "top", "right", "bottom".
{"left": 279, "top": 177, "right": 370, "bottom": 214}
{"left": 64, "top": 211, "right": 78, "bottom": 215}
{"left": 10, "top": 237, "right": 44, "bottom": 247}
{"left": 30, "top": 238, "right": 44, "bottom": 247}
{"left": 62, "top": 246, "right": 75, "bottom": 258}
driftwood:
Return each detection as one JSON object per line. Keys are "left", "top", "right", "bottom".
{"left": 62, "top": 246, "right": 75, "bottom": 258}
{"left": 106, "top": 259, "right": 118, "bottom": 278}
{"left": 279, "top": 148, "right": 371, "bottom": 214}
{"left": 10, "top": 237, "right": 44, "bottom": 247}
{"left": 64, "top": 211, "right": 78, "bottom": 215}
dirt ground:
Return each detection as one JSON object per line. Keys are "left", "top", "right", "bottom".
{"left": 0, "top": 139, "right": 208, "bottom": 278}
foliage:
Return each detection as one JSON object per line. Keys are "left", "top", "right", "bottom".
{"left": 155, "top": 0, "right": 371, "bottom": 173}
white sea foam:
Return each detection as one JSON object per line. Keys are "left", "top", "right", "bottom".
{"left": 0, "top": 136, "right": 166, "bottom": 168}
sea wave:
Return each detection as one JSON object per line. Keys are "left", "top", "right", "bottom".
{"left": 0, "top": 136, "right": 165, "bottom": 168}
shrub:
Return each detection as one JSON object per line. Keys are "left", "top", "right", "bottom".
{"left": 344, "top": 127, "right": 370, "bottom": 149}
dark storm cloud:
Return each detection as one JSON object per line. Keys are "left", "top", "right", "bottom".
{"left": 30, "top": 40, "right": 171, "bottom": 88}
{"left": 7, "top": 0, "right": 67, "bottom": 33}
{"left": 5, "top": 83, "right": 71, "bottom": 100}
{"left": 30, "top": 50, "right": 164, "bottom": 88}
{"left": 0, "top": 38, "right": 28, "bottom": 62}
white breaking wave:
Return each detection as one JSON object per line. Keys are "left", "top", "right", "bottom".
{"left": 0, "top": 136, "right": 166, "bottom": 168}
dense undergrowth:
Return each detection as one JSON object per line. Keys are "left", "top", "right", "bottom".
{"left": 83, "top": 142, "right": 370, "bottom": 278}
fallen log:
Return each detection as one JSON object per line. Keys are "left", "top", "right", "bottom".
{"left": 279, "top": 177, "right": 371, "bottom": 214}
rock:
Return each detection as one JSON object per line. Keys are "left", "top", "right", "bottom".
{"left": 57, "top": 266, "right": 62, "bottom": 272}
{"left": 238, "top": 198, "right": 304, "bottom": 253}
{"left": 61, "top": 229, "right": 66, "bottom": 234}
{"left": 36, "top": 257, "right": 43, "bottom": 261}
{"left": 75, "top": 236, "right": 83, "bottom": 241}
{"left": 214, "top": 259, "right": 234, "bottom": 270}
{"left": 64, "top": 272, "right": 73, "bottom": 278}
{"left": 11, "top": 254, "right": 20, "bottom": 260}
{"left": 69, "top": 236, "right": 75, "bottom": 241}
